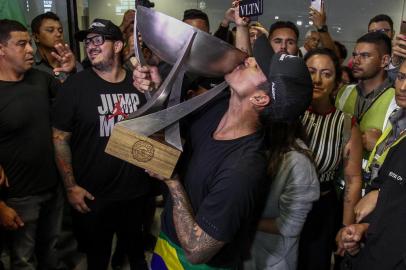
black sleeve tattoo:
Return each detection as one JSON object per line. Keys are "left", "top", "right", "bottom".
{"left": 52, "top": 128, "right": 76, "bottom": 189}
{"left": 166, "top": 180, "right": 225, "bottom": 264}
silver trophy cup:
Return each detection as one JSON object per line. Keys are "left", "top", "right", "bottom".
{"left": 106, "top": 6, "right": 247, "bottom": 178}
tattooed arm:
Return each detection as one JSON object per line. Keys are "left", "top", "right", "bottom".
{"left": 336, "top": 124, "right": 363, "bottom": 256}
{"left": 342, "top": 124, "right": 363, "bottom": 226}
{"left": 165, "top": 179, "right": 225, "bottom": 264}
{"left": 52, "top": 128, "right": 94, "bottom": 213}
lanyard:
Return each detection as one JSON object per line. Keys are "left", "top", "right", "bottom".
{"left": 355, "top": 83, "right": 391, "bottom": 122}
{"left": 367, "top": 127, "right": 406, "bottom": 172}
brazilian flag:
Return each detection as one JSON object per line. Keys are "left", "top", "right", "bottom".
{"left": 0, "top": 0, "right": 27, "bottom": 27}
{"left": 151, "top": 232, "right": 231, "bottom": 270}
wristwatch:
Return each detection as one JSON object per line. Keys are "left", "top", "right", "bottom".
{"left": 317, "top": 25, "right": 328, "bottom": 33}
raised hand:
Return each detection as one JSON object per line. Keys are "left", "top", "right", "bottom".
{"left": 120, "top": 9, "right": 135, "bottom": 32}
{"left": 232, "top": 1, "right": 250, "bottom": 27}
{"left": 132, "top": 64, "right": 162, "bottom": 93}
{"left": 392, "top": 34, "right": 406, "bottom": 66}
{"left": 51, "top": 43, "right": 76, "bottom": 75}
{"left": 309, "top": 0, "right": 326, "bottom": 29}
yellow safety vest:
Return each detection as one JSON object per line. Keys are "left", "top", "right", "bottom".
{"left": 336, "top": 84, "right": 398, "bottom": 169}
{"left": 335, "top": 84, "right": 397, "bottom": 133}
{"left": 366, "top": 125, "right": 406, "bottom": 173}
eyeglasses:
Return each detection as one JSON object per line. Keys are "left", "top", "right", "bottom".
{"left": 368, "top": 28, "right": 391, "bottom": 34}
{"left": 84, "top": 35, "right": 112, "bottom": 47}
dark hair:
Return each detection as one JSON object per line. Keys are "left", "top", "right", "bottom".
{"left": 0, "top": 19, "right": 27, "bottom": 44}
{"left": 368, "top": 14, "right": 394, "bottom": 31}
{"left": 356, "top": 31, "right": 392, "bottom": 56}
{"left": 334, "top": 41, "right": 347, "bottom": 60}
{"left": 252, "top": 80, "right": 273, "bottom": 127}
{"left": 341, "top": 66, "right": 357, "bottom": 84}
{"left": 304, "top": 48, "right": 342, "bottom": 87}
{"left": 182, "top": 9, "right": 209, "bottom": 31}
{"left": 266, "top": 119, "right": 313, "bottom": 178}
{"left": 31, "top": 12, "right": 60, "bottom": 34}
{"left": 269, "top": 21, "right": 299, "bottom": 40}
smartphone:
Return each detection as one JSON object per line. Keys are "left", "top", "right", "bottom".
{"left": 310, "top": 0, "right": 322, "bottom": 12}
{"left": 239, "top": 0, "right": 263, "bottom": 18}
{"left": 400, "top": 20, "right": 406, "bottom": 35}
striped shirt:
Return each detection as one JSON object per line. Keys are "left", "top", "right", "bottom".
{"left": 301, "top": 109, "right": 348, "bottom": 187}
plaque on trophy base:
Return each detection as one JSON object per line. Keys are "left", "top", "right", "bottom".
{"left": 106, "top": 125, "right": 181, "bottom": 179}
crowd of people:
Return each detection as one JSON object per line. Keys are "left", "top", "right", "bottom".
{"left": 0, "top": 1, "right": 406, "bottom": 270}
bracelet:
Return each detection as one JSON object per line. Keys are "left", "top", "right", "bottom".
{"left": 317, "top": 25, "right": 328, "bottom": 33}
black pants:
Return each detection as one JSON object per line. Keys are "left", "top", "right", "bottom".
{"left": 72, "top": 196, "right": 147, "bottom": 270}
{"left": 298, "top": 190, "right": 339, "bottom": 270}
{"left": 334, "top": 192, "right": 345, "bottom": 270}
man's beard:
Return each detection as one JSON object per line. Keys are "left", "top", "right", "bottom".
{"left": 354, "top": 69, "right": 380, "bottom": 81}
{"left": 89, "top": 48, "right": 114, "bottom": 71}
{"left": 92, "top": 58, "right": 114, "bottom": 71}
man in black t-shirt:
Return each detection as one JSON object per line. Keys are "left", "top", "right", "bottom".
{"left": 52, "top": 19, "right": 150, "bottom": 270}
{"left": 133, "top": 7, "right": 312, "bottom": 268}
{"left": 0, "top": 19, "right": 75, "bottom": 269}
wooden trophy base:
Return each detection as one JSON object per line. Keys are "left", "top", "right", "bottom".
{"left": 105, "top": 124, "right": 181, "bottom": 179}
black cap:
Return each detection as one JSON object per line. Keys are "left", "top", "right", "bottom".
{"left": 253, "top": 35, "right": 312, "bottom": 122}
{"left": 75, "top": 18, "right": 123, "bottom": 42}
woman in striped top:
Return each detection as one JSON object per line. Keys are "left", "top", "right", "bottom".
{"left": 298, "top": 48, "right": 363, "bottom": 270}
